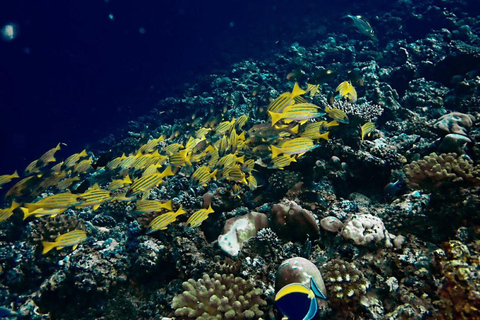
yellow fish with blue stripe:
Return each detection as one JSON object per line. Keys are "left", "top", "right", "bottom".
{"left": 42, "top": 229, "right": 87, "bottom": 254}
{"left": 128, "top": 167, "right": 174, "bottom": 197}
{"left": 191, "top": 166, "right": 217, "bottom": 187}
{"left": 147, "top": 206, "right": 186, "bottom": 233}
{"left": 75, "top": 184, "right": 113, "bottom": 211}
{"left": 65, "top": 150, "right": 88, "bottom": 168}
{"left": 325, "top": 106, "right": 349, "bottom": 124}
{"left": 21, "top": 207, "right": 65, "bottom": 220}
{"left": 136, "top": 199, "right": 173, "bottom": 213}
{"left": 269, "top": 154, "right": 297, "bottom": 170}
{"left": 186, "top": 205, "right": 215, "bottom": 229}
{"left": 25, "top": 192, "right": 78, "bottom": 212}
{"left": 270, "top": 137, "right": 318, "bottom": 159}
{"left": 268, "top": 83, "right": 306, "bottom": 113}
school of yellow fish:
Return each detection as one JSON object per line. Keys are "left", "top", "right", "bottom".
{"left": 0, "top": 80, "right": 375, "bottom": 254}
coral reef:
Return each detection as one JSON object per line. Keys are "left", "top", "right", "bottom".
{"left": 171, "top": 273, "right": 266, "bottom": 319}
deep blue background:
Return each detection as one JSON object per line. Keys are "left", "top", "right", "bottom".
{"left": 0, "top": 0, "right": 338, "bottom": 174}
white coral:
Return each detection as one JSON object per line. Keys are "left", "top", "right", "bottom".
{"left": 341, "top": 214, "right": 391, "bottom": 246}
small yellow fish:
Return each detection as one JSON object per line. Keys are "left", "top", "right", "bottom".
{"left": 26, "top": 192, "right": 78, "bottom": 212}
{"left": 325, "top": 106, "right": 349, "bottom": 124}
{"left": 128, "top": 173, "right": 166, "bottom": 197}
{"left": 191, "top": 166, "right": 217, "bottom": 187}
{"left": 106, "top": 154, "right": 127, "bottom": 170}
{"left": 269, "top": 103, "right": 325, "bottom": 126}
{"left": 361, "top": 122, "right": 376, "bottom": 140}
{"left": 215, "top": 119, "right": 236, "bottom": 135}
{"left": 136, "top": 199, "right": 173, "bottom": 213}
{"left": 223, "top": 165, "right": 247, "bottom": 185}
{"left": 235, "top": 115, "right": 249, "bottom": 129}
{"left": 42, "top": 230, "right": 87, "bottom": 254}
{"left": 247, "top": 174, "right": 258, "bottom": 190}
{"left": 25, "top": 159, "right": 40, "bottom": 175}
{"left": 39, "top": 143, "right": 64, "bottom": 166}
{"left": 0, "top": 171, "right": 19, "bottom": 189}
{"left": 165, "top": 143, "right": 184, "bottom": 155}
{"left": 306, "top": 83, "right": 320, "bottom": 97}
{"left": 56, "top": 177, "right": 81, "bottom": 190}
{"left": 169, "top": 149, "right": 192, "bottom": 167}
{"left": 336, "top": 81, "right": 357, "bottom": 103}
{"left": 270, "top": 137, "right": 318, "bottom": 159}
{"left": 147, "top": 206, "right": 186, "bottom": 233}
{"left": 75, "top": 184, "right": 113, "bottom": 211}
{"left": 65, "top": 150, "right": 88, "bottom": 168}
{"left": 186, "top": 205, "right": 215, "bottom": 229}
{"left": 73, "top": 158, "right": 93, "bottom": 174}
{"left": 21, "top": 207, "right": 65, "bottom": 220}
{"left": 0, "top": 201, "right": 20, "bottom": 223}
{"left": 269, "top": 154, "right": 297, "bottom": 170}
{"left": 195, "top": 127, "right": 212, "bottom": 139}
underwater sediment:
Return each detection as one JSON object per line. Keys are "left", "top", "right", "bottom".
{"left": 1, "top": 0, "right": 480, "bottom": 319}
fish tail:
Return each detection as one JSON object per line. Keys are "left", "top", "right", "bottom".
{"left": 269, "top": 111, "right": 283, "bottom": 126}
{"left": 319, "top": 131, "right": 330, "bottom": 141}
{"left": 21, "top": 207, "right": 33, "bottom": 220}
{"left": 270, "top": 145, "right": 282, "bottom": 159}
{"left": 161, "top": 166, "right": 174, "bottom": 178}
{"left": 42, "top": 241, "right": 57, "bottom": 254}
{"left": 291, "top": 82, "right": 306, "bottom": 97}
{"left": 79, "top": 150, "right": 88, "bottom": 157}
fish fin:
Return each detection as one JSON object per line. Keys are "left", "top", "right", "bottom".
{"left": 268, "top": 111, "right": 283, "bottom": 126}
{"left": 42, "top": 241, "right": 56, "bottom": 254}
{"left": 73, "top": 244, "right": 78, "bottom": 250}
{"left": 310, "top": 277, "right": 327, "bottom": 300}
{"left": 56, "top": 246, "right": 63, "bottom": 250}
{"left": 161, "top": 166, "right": 174, "bottom": 178}
{"left": 299, "top": 120, "right": 308, "bottom": 125}
{"left": 12, "top": 171, "right": 19, "bottom": 178}
{"left": 290, "top": 125, "right": 299, "bottom": 134}
{"left": 11, "top": 201, "right": 20, "bottom": 211}
{"left": 291, "top": 82, "right": 306, "bottom": 97}
{"left": 319, "top": 131, "right": 330, "bottom": 141}
{"left": 93, "top": 205, "right": 100, "bottom": 211}
{"left": 270, "top": 145, "right": 282, "bottom": 159}
{"left": 21, "top": 207, "right": 32, "bottom": 220}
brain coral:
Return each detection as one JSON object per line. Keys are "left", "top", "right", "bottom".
{"left": 172, "top": 273, "right": 266, "bottom": 319}
{"left": 404, "top": 152, "right": 480, "bottom": 191}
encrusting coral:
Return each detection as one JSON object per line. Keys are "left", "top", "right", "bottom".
{"left": 404, "top": 152, "right": 480, "bottom": 191}
{"left": 171, "top": 273, "right": 266, "bottom": 319}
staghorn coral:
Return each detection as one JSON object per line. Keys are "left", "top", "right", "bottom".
{"left": 404, "top": 152, "right": 480, "bottom": 191}
{"left": 323, "top": 259, "right": 369, "bottom": 313}
{"left": 172, "top": 273, "right": 266, "bottom": 319}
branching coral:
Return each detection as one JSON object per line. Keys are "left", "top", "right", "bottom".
{"left": 404, "top": 152, "right": 480, "bottom": 191}
{"left": 323, "top": 259, "right": 369, "bottom": 311}
{"left": 172, "top": 273, "right": 266, "bottom": 319}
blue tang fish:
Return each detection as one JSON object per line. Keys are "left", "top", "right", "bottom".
{"left": 275, "top": 277, "right": 326, "bottom": 320}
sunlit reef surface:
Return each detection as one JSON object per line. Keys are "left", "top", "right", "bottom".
{"left": 1, "top": 0, "right": 480, "bottom": 319}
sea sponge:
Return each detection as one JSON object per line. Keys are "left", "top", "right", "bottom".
{"left": 341, "top": 213, "right": 391, "bottom": 246}
{"left": 404, "top": 152, "right": 480, "bottom": 191}
{"left": 323, "top": 259, "right": 369, "bottom": 310}
{"left": 172, "top": 273, "right": 266, "bottom": 319}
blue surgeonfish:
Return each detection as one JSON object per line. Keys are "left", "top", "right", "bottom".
{"left": 275, "top": 277, "right": 326, "bottom": 320}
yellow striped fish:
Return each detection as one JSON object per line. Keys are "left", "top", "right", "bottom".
{"left": 57, "top": 177, "right": 81, "bottom": 190}
{"left": 361, "top": 122, "right": 376, "bottom": 140}
{"left": 21, "top": 207, "right": 65, "bottom": 220}
{"left": 26, "top": 192, "right": 78, "bottom": 212}
{"left": 5, "top": 175, "right": 38, "bottom": 198}
{"left": 269, "top": 103, "right": 325, "bottom": 126}
{"left": 136, "top": 199, "right": 173, "bottom": 213}
{"left": 0, "top": 171, "right": 19, "bottom": 189}
{"left": 325, "top": 106, "right": 349, "bottom": 124}
{"left": 169, "top": 149, "right": 192, "bottom": 167}
{"left": 39, "top": 143, "right": 64, "bottom": 166}
{"left": 147, "top": 206, "right": 186, "bottom": 233}
{"left": 195, "top": 127, "right": 212, "bottom": 139}
{"left": 42, "top": 230, "right": 87, "bottom": 254}
{"left": 270, "top": 137, "right": 318, "bottom": 159}
{"left": 242, "top": 159, "right": 255, "bottom": 173}
{"left": 191, "top": 166, "right": 217, "bottom": 187}
{"left": 106, "top": 154, "right": 127, "bottom": 170}
{"left": 73, "top": 158, "right": 93, "bottom": 174}
{"left": 306, "top": 83, "right": 320, "bottom": 97}
{"left": 128, "top": 172, "right": 167, "bottom": 197}
{"left": 165, "top": 143, "right": 184, "bottom": 155}
{"left": 235, "top": 114, "right": 248, "bottom": 129}
{"left": 268, "top": 83, "right": 306, "bottom": 113}
{"left": 336, "top": 81, "right": 357, "bottom": 103}
{"left": 25, "top": 159, "right": 40, "bottom": 174}
{"left": 223, "top": 165, "right": 247, "bottom": 185}
{"left": 247, "top": 175, "right": 258, "bottom": 190}
{"left": 186, "top": 205, "right": 215, "bottom": 229}
{"left": 269, "top": 154, "right": 297, "bottom": 169}
{"left": 215, "top": 119, "right": 236, "bottom": 135}
{"left": 65, "top": 150, "right": 88, "bottom": 168}
{"left": 75, "top": 184, "right": 113, "bottom": 211}
{"left": 0, "top": 201, "right": 20, "bottom": 222}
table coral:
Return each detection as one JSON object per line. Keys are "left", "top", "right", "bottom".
{"left": 172, "top": 273, "right": 266, "bottom": 319}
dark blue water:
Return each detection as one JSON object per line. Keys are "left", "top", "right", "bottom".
{"left": 0, "top": 0, "right": 345, "bottom": 174}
